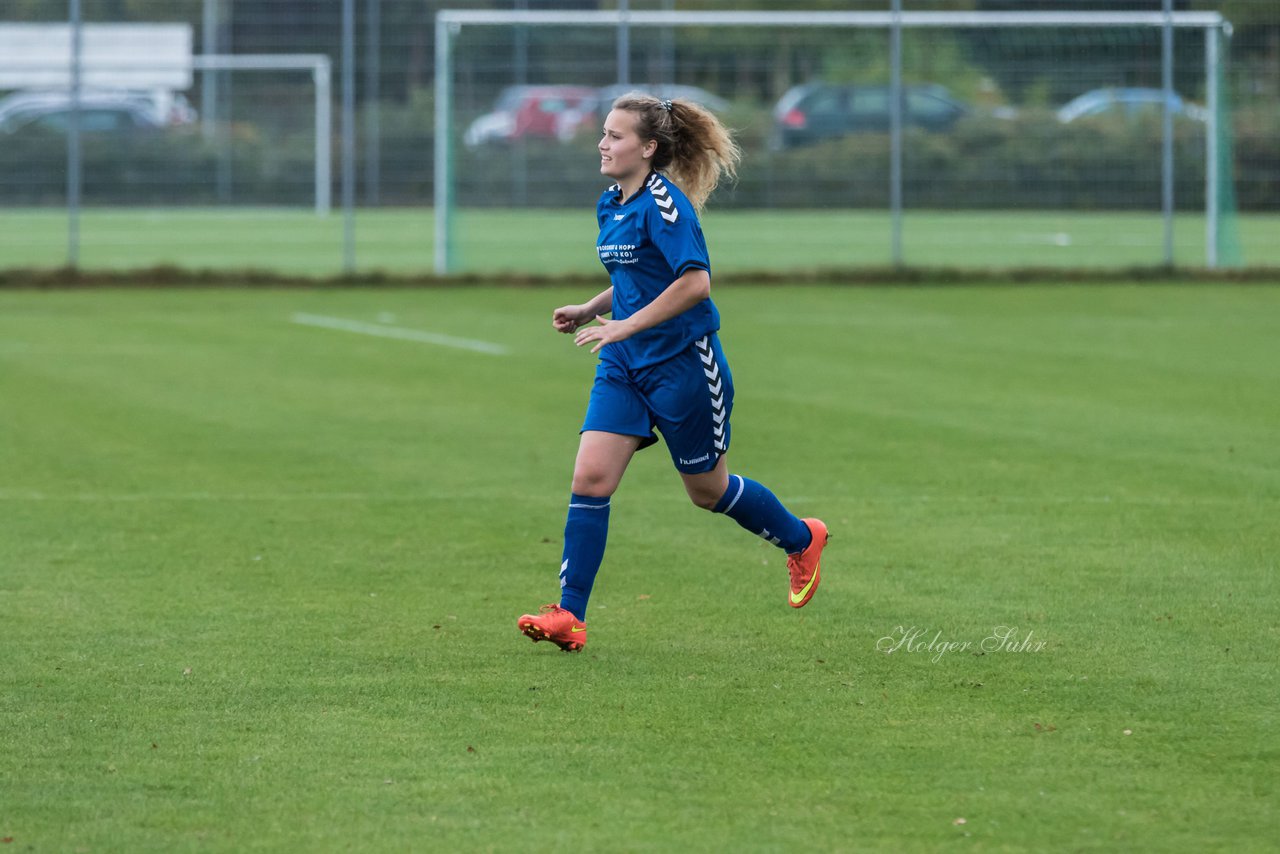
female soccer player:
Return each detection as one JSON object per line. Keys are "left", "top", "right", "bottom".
{"left": 518, "top": 94, "right": 828, "bottom": 652}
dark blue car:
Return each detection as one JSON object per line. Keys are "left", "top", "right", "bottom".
{"left": 771, "top": 82, "right": 971, "bottom": 149}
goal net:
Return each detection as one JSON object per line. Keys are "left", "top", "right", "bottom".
{"left": 434, "top": 9, "right": 1238, "bottom": 274}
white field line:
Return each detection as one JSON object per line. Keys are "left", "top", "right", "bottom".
{"left": 290, "top": 312, "right": 508, "bottom": 356}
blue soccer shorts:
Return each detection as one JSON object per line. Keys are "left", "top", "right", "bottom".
{"left": 581, "top": 334, "right": 734, "bottom": 474}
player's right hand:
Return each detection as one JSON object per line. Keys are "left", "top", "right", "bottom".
{"left": 552, "top": 305, "right": 587, "bottom": 334}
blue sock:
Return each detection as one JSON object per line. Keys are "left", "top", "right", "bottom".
{"left": 558, "top": 493, "right": 611, "bottom": 621}
{"left": 713, "top": 474, "right": 812, "bottom": 554}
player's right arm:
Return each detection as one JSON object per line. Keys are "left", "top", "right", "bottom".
{"left": 553, "top": 287, "right": 613, "bottom": 334}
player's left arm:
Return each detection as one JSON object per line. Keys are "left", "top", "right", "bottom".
{"left": 574, "top": 268, "right": 709, "bottom": 353}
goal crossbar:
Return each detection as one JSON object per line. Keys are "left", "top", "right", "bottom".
{"left": 438, "top": 10, "right": 1228, "bottom": 31}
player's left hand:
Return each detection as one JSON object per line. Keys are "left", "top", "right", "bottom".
{"left": 574, "top": 315, "right": 635, "bottom": 353}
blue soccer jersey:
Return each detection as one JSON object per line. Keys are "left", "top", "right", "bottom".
{"left": 595, "top": 171, "right": 720, "bottom": 369}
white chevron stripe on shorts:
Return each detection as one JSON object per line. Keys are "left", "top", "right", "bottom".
{"left": 696, "top": 336, "right": 727, "bottom": 453}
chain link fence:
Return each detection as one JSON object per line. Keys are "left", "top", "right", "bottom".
{"left": 0, "top": 0, "right": 1276, "bottom": 275}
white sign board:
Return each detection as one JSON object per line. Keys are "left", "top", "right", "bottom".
{"left": 0, "top": 23, "right": 193, "bottom": 90}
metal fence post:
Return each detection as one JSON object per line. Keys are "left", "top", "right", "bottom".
{"left": 434, "top": 15, "right": 453, "bottom": 274}
{"left": 1162, "top": 0, "right": 1174, "bottom": 266}
{"left": 342, "top": 0, "right": 356, "bottom": 273}
{"left": 202, "top": 0, "right": 217, "bottom": 143}
{"left": 68, "top": 0, "right": 82, "bottom": 268}
{"left": 889, "top": 0, "right": 903, "bottom": 268}
{"left": 617, "top": 0, "right": 630, "bottom": 86}
{"left": 1205, "top": 25, "right": 1219, "bottom": 269}
{"left": 365, "top": 0, "right": 381, "bottom": 207}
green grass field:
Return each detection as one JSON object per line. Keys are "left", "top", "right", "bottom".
{"left": 2, "top": 207, "right": 1278, "bottom": 274}
{"left": 2, "top": 283, "right": 1278, "bottom": 850}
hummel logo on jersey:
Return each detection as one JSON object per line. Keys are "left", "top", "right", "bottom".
{"left": 646, "top": 173, "right": 679, "bottom": 223}
{"left": 613, "top": 213, "right": 626, "bottom": 221}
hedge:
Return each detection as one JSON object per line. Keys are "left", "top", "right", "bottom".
{"left": 0, "top": 105, "right": 1274, "bottom": 211}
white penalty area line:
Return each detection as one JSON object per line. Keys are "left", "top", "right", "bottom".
{"left": 289, "top": 313, "right": 508, "bottom": 356}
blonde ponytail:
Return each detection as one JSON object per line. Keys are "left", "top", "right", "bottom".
{"left": 611, "top": 92, "right": 741, "bottom": 211}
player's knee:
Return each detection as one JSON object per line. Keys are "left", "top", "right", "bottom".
{"left": 572, "top": 467, "right": 618, "bottom": 498}
{"left": 686, "top": 485, "right": 721, "bottom": 512}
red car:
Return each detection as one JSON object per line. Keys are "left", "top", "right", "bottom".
{"left": 464, "top": 85, "right": 599, "bottom": 147}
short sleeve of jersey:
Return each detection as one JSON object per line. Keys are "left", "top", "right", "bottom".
{"left": 646, "top": 193, "right": 709, "bottom": 279}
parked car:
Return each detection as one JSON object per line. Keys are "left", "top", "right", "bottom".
{"left": 465, "top": 83, "right": 730, "bottom": 147}
{"left": 1056, "top": 87, "right": 1207, "bottom": 124}
{"left": 463, "top": 85, "right": 599, "bottom": 147}
{"left": 0, "top": 88, "right": 197, "bottom": 135}
{"left": 772, "top": 82, "right": 974, "bottom": 149}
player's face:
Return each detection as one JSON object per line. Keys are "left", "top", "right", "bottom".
{"left": 599, "top": 109, "right": 655, "bottom": 184}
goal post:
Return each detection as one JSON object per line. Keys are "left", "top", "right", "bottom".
{"left": 434, "top": 8, "right": 1236, "bottom": 274}
{"left": 0, "top": 24, "right": 333, "bottom": 216}
{"left": 192, "top": 54, "right": 333, "bottom": 216}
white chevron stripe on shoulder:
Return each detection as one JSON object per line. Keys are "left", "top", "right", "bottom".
{"left": 647, "top": 173, "right": 678, "bottom": 222}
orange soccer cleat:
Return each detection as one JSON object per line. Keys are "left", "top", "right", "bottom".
{"left": 786, "top": 518, "right": 829, "bottom": 608}
{"left": 517, "top": 604, "right": 588, "bottom": 652}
